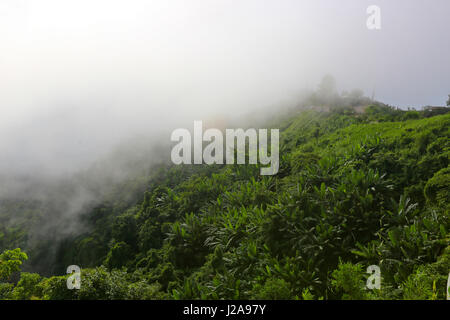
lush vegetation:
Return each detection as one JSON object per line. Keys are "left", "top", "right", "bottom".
{"left": 1, "top": 104, "right": 449, "bottom": 300}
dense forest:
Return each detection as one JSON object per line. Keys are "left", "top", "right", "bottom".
{"left": 0, "top": 102, "right": 449, "bottom": 300}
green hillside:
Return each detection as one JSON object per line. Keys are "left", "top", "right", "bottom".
{"left": 1, "top": 105, "right": 449, "bottom": 300}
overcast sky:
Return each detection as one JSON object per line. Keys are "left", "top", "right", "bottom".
{"left": 1, "top": 0, "right": 449, "bottom": 177}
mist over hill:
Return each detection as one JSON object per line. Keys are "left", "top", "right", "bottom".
{"left": 0, "top": 0, "right": 449, "bottom": 301}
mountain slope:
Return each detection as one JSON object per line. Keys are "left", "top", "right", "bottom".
{"left": 1, "top": 105, "right": 449, "bottom": 300}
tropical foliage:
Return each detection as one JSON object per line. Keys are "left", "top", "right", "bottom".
{"left": 1, "top": 104, "right": 449, "bottom": 300}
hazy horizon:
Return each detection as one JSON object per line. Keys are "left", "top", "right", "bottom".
{"left": 1, "top": 0, "right": 449, "bottom": 179}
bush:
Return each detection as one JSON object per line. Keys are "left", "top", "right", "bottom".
{"left": 252, "top": 278, "right": 293, "bottom": 300}
{"left": 424, "top": 167, "right": 450, "bottom": 206}
{"left": 330, "top": 261, "right": 368, "bottom": 300}
{"left": 12, "top": 272, "right": 42, "bottom": 300}
{"left": 402, "top": 246, "right": 450, "bottom": 300}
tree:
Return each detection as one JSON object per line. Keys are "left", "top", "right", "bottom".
{"left": 446, "top": 94, "right": 450, "bottom": 106}
{"left": 112, "top": 213, "right": 138, "bottom": 249}
{"left": 12, "top": 272, "right": 42, "bottom": 299}
{"left": 0, "top": 248, "right": 28, "bottom": 281}
{"left": 104, "top": 241, "right": 133, "bottom": 269}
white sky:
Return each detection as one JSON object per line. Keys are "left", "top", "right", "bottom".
{"left": 0, "top": 0, "right": 449, "bottom": 175}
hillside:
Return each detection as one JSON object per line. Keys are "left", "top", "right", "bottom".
{"left": 1, "top": 105, "right": 449, "bottom": 300}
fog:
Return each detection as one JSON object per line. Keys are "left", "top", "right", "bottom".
{"left": 1, "top": 0, "right": 449, "bottom": 189}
